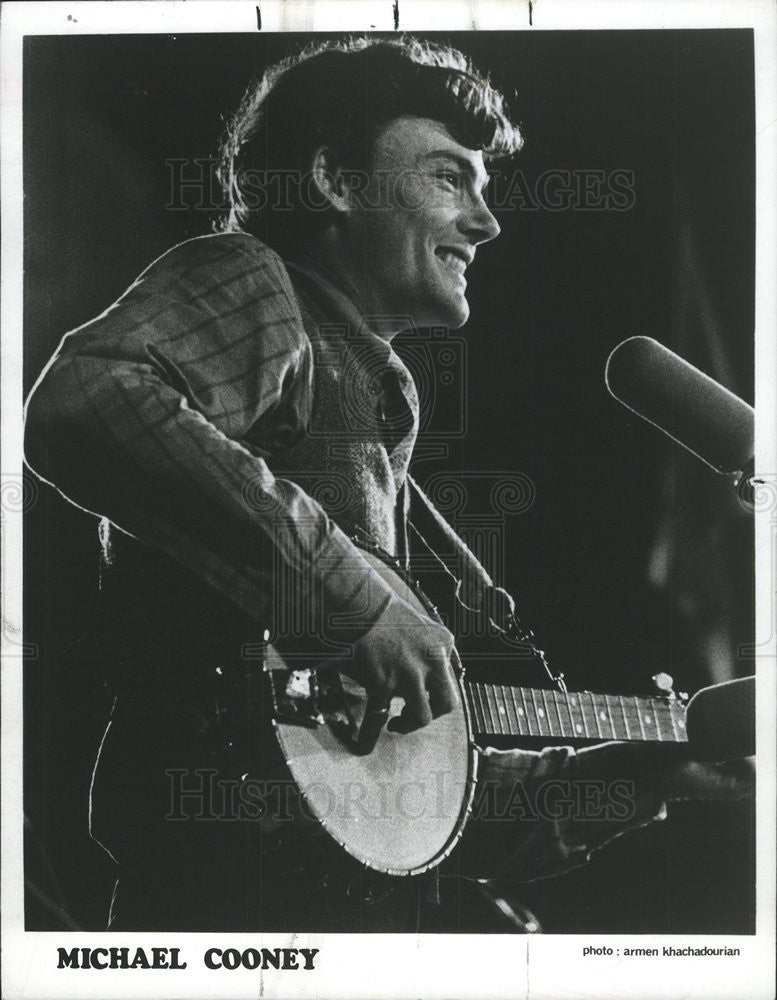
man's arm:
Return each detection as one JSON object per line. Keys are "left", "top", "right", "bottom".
{"left": 24, "top": 233, "right": 456, "bottom": 725}
{"left": 457, "top": 741, "right": 754, "bottom": 880}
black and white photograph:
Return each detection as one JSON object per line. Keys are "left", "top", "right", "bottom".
{"left": 2, "top": 2, "right": 775, "bottom": 998}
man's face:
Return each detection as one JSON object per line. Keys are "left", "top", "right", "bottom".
{"left": 344, "top": 117, "right": 501, "bottom": 329}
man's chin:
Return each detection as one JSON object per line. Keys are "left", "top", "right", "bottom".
{"left": 448, "top": 304, "right": 470, "bottom": 329}
{"left": 423, "top": 296, "right": 469, "bottom": 329}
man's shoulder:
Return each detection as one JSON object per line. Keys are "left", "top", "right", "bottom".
{"left": 142, "top": 230, "right": 287, "bottom": 279}
{"left": 124, "top": 232, "right": 294, "bottom": 305}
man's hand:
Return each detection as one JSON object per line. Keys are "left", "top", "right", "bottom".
{"left": 576, "top": 741, "right": 755, "bottom": 812}
{"left": 664, "top": 754, "right": 755, "bottom": 803}
{"left": 338, "top": 600, "right": 458, "bottom": 753}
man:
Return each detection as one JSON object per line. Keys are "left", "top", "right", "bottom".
{"left": 24, "top": 37, "right": 752, "bottom": 932}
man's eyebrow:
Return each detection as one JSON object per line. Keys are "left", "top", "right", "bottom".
{"left": 420, "top": 150, "right": 490, "bottom": 188}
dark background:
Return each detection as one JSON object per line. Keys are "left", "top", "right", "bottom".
{"left": 23, "top": 30, "right": 755, "bottom": 932}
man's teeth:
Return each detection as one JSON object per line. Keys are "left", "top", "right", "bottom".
{"left": 439, "top": 251, "right": 466, "bottom": 274}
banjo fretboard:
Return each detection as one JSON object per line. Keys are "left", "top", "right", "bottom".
{"left": 465, "top": 682, "right": 688, "bottom": 743}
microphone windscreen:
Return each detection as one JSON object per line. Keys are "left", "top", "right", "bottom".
{"left": 605, "top": 336, "right": 754, "bottom": 473}
{"left": 685, "top": 676, "right": 755, "bottom": 761}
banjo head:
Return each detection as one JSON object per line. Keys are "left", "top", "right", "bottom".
{"left": 271, "top": 548, "right": 476, "bottom": 876}
{"left": 275, "top": 679, "right": 474, "bottom": 876}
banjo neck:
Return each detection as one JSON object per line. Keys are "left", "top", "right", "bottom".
{"left": 465, "top": 681, "right": 689, "bottom": 744}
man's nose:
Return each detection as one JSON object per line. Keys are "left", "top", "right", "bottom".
{"left": 461, "top": 195, "right": 501, "bottom": 244}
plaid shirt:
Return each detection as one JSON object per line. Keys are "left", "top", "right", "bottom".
{"left": 25, "top": 230, "right": 666, "bottom": 885}
{"left": 24, "top": 232, "right": 433, "bottom": 662}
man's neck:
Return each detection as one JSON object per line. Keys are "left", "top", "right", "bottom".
{"left": 290, "top": 239, "right": 405, "bottom": 342}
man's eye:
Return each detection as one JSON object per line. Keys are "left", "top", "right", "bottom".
{"left": 436, "top": 171, "right": 461, "bottom": 188}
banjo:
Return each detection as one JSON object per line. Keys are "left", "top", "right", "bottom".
{"left": 263, "top": 546, "right": 755, "bottom": 878}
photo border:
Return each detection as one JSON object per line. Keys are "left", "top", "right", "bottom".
{"left": 2, "top": 2, "right": 775, "bottom": 998}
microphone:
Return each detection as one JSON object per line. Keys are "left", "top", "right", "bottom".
{"left": 685, "top": 675, "right": 755, "bottom": 761}
{"left": 605, "top": 336, "right": 754, "bottom": 475}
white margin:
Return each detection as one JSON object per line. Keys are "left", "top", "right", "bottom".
{"left": 2, "top": 2, "right": 776, "bottom": 999}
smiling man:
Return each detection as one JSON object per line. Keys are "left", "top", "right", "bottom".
{"left": 314, "top": 116, "right": 500, "bottom": 329}
{"left": 24, "top": 36, "right": 752, "bottom": 932}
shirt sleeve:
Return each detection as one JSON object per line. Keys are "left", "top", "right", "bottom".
{"left": 454, "top": 742, "right": 668, "bottom": 881}
{"left": 23, "top": 233, "right": 410, "bottom": 662}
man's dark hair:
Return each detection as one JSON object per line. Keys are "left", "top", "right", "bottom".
{"left": 216, "top": 36, "right": 523, "bottom": 250}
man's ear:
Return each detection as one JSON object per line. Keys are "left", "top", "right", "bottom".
{"left": 310, "top": 146, "right": 355, "bottom": 214}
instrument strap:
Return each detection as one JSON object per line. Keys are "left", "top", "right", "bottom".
{"left": 406, "top": 487, "right": 568, "bottom": 694}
